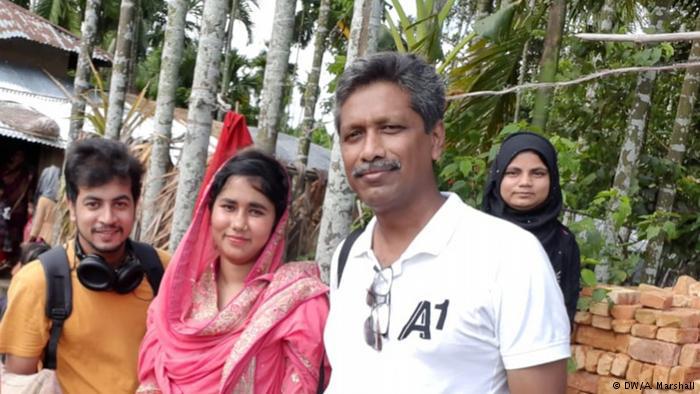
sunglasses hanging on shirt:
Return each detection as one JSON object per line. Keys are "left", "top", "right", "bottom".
{"left": 364, "top": 265, "right": 393, "bottom": 351}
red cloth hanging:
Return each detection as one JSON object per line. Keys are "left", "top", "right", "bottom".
{"left": 194, "top": 112, "right": 254, "bottom": 209}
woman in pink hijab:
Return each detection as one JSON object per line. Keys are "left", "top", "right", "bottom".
{"left": 137, "top": 149, "right": 329, "bottom": 393}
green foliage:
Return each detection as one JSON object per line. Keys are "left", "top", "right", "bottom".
{"left": 310, "top": 127, "right": 332, "bottom": 149}
{"left": 9, "top": 0, "right": 30, "bottom": 7}
{"left": 385, "top": 0, "right": 456, "bottom": 61}
{"left": 34, "top": 0, "right": 82, "bottom": 33}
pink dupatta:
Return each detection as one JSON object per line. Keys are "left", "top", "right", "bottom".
{"left": 137, "top": 147, "right": 328, "bottom": 393}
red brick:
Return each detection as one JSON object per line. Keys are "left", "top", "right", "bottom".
{"left": 657, "top": 327, "right": 700, "bottom": 344}
{"left": 593, "top": 315, "right": 613, "bottom": 330}
{"left": 580, "top": 287, "right": 594, "bottom": 297}
{"left": 611, "top": 353, "right": 631, "bottom": 377}
{"left": 640, "top": 363, "right": 655, "bottom": 384}
{"left": 598, "top": 377, "right": 639, "bottom": 394}
{"left": 636, "top": 309, "right": 659, "bottom": 324}
{"left": 609, "top": 289, "right": 641, "bottom": 305}
{"left": 675, "top": 294, "right": 692, "bottom": 308}
{"left": 612, "top": 304, "right": 642, "bottom": 320}
{"left": 670, "top": 366, "right": 700, "bottom": 384}
{"left": 680, "top": 344, "right": 700, "bottom": 367}
{"left": 567, "top": 371, "right": 600, "bottom": 393}
{"left": 640, "top": 284, "right": 666, "bottom": 292}
{"left": 576, "top": 326, "right": 619, "bottom": 352}
{"left": 653, "top": 365, "right": 670, "bottom": 385}
{"left": 574, "top": 311, "right": 592, "bottom": 325}
{"left": 656, "top": 310, "right": 700, "bottom": 328}
{"left": 585, "top": 348, "right": 603, "bottom": 372}
{"left": 628, "top": 337, "right": 681, "bottom": 367}
{"left": 616, "top": 334, "right": 632, "bottom": 353}
{"left": 640, "top": 291, "right": 673, "bottom": 310}
{"left": 591, "top": 301, "right": 611, "bottom": 316}
{"left": 674, "top": 276, "right": 698, "bottom": 295}
{"left": 632, "top": 323, "right": 659, "bottom": 339}
{"left": 627, "top": 360, "right": 643, "bottom": 381}
{"left": 612, "top": 319, "right": 636, "bottom": 334}
{"left": 688, "top": 283, "right": 700, "bottom": 297}
{"left": 597, "top": 352, "right": 615, "bottom": 376}
{"left": 572, "top": 345, "right": 587, "bottom": 371}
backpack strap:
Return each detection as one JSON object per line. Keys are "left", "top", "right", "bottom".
{"left": 39, "top": 246, "right": 72, "bottom": 370}
{"left": 337, "top": 227, "right": 365, "bottom": 287}
{"left": 129, "top": 241, "right": 164, "bottom": 296}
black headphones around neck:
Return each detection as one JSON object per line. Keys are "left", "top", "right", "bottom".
{"left": 74, "top": 238, "right": 145, "bottom": 294}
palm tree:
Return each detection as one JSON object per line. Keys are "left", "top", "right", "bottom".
{"left": 314, "top": 0, "right": 382, "bottom": 282}
{"left": 597, "top": 0, "right": 672, "bottom": 282}
{"left": 68, "top": 0, "right": 101, "bottom": 142}
{"left": 140, "top": 0, "right": 188, "bottom": 239}
{"left": 642, "top": 15, "right": 700, "bottom": 284}
{"left": 104, "top": 0, "right": 137, "bottom": 140}
{"left": 293, "top": 0, "right": 332, "bottom": 196}
{"left": 169, "top": 0, "right": 230, "bottom": 251}
{"left": 256, "top": 0, "right": 297, "bottom": 155}
{"left": 219, "top": 0, "right": 258, "bottom": 119}
{"left": 531, "top": 0, "right": 566, "bottom": 132}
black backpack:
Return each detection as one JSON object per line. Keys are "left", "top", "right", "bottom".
{"left": 336, "top": 227, "right": 365, "bottom": 287}
{"left": 39, "top": 241, "right": 163, "bottom": 369}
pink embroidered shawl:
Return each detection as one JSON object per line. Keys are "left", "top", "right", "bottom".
{"left": 137, "top": 161, "right": 329, "bottom": 394}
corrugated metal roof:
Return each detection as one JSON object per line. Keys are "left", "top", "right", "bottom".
{"left": 0, "top": 125, "right": 65, "bottom": 148}
{"left": 0, "top": 0, "right": 111, "bottom": 63}
{"left": 0, "top": 63, "right": 72, "bottom": 99}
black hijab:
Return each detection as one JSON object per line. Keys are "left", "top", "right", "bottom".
{"left": 482, "top": 131, "right": 580, "bottom": 323}
{"left": 482, "top": 131, "right": 562, "bottom": 250}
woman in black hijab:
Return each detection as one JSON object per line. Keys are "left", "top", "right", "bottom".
{"left": 483, "top": 131, "right": 580, "bottom": 324}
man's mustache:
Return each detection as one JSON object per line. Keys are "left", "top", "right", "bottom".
{"left": 92, "top": 226, "right": 121, "bottom": 233}
{"left": 352, "top": 160, "right": 401, "bottom": 178}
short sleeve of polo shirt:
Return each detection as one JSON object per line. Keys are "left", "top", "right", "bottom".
{"left": 493, "top": 232, "right": 571, "bottom": 370}
{"left": 0, "top": 260, "right": 50, "bottom": 358}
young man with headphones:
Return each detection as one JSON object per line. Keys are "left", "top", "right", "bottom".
{"left": 0, "top": 138, "right": 170, "bottom": 393}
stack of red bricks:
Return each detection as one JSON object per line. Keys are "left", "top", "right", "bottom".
{"left": 568, "top": 276, "right": 700, "bottom": 394}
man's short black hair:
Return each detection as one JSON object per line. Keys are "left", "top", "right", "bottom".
{"left": 65, "top": 138, "right": 144, "bottom": 203}
{"left": 334, "top": 52, "right": 446, "bottom": 134}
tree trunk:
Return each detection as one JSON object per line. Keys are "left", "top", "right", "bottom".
{"left": 641, "top": 16, "right": 700, "bottom": 284}
{"left": 531, "top": 0, "right": 566, "bottom": 132}
{"left": 256, "top": 0, "right": 297, "bottom": 155}
{"left": 140, "top": 0, "right": 188, "bottom": 241}
{"left": 366, "top": 0, "right": 383, "bottom": 52}
{"left": 514, "top": 0, "right": 536, "bottom": 121}
{"left": 314, "top": 0, "right": 382, "bottom": 283}
{"left": 104, "top": 0, "right": 136, "bottom": 140}
{"left": 596, "top": 1, "right": 670, "bottom": 282}
{"left": 293, "top": 0, "right": 331, "bottom": 197}
{"left": 218, "top": 0, "right": 238, "bottom": 121}
{"left": 169, "top": 0, "right": 230, "bottom": 252}
{"left": 127, "top": 0, "right": 142, "bottom": 93}
{"left": 68, "top": 0, "right": 101, "bottom": 143}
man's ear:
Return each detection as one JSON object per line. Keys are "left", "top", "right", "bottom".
{"left": 430, "top": 120, "right": 445, "bottom": 161}
{"left": 66, "top": 197, "right": 76, "bottom": 223}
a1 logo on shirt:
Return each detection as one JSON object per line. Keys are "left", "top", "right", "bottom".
{"left": 398, "top": 299, "right": 450, "bottom": 340}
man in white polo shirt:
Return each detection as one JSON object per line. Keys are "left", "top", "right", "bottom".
{"left": 323, "top": 52, "right": 571, "bottom": 394}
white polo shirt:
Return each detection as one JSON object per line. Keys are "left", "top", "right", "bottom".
{"left": 323, "top": 193, "right": 570, "bottom": 394}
